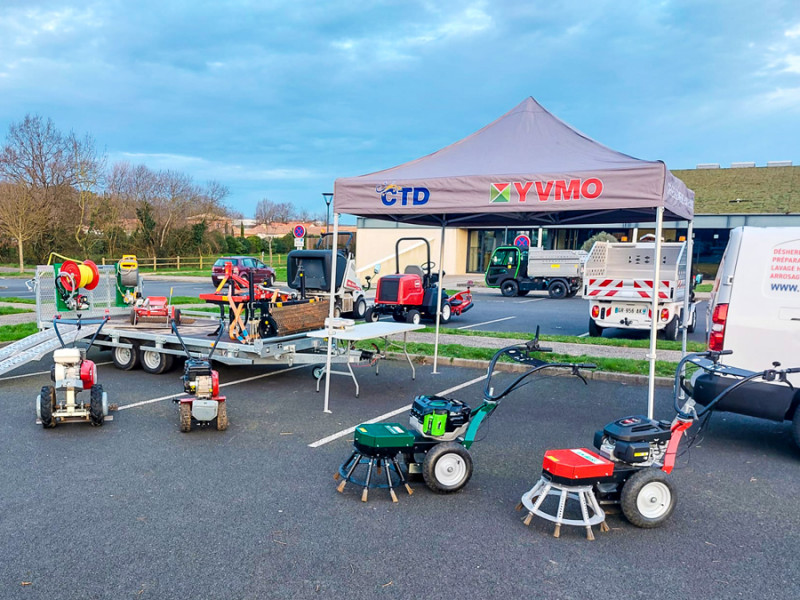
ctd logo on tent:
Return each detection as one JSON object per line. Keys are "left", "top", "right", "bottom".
{"left": 376, "top": 183, "right": 430, "bottom": 206}
{"left": 490, "top": 179, "right": 604, "bottom": 203}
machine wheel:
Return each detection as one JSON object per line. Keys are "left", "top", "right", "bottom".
{"left": 89, "top": 384, "right": 104, "bottom": 426}
{"left": 353, "top": 297, "right": 367, "bottom": 320}
{"left": 312, "top": 365, "right": 325, "bottom": 380}
{"left": 258, "top": 316, "right": 278, "bottom": 338}
{"left": 139, "top": 349, "right": 174, "bottom": 375}
{"left": 663, "top": 316, "right": 679, "bottom": 341}
{"left": 364, "top": 307, "right": 379, "bottom": 323}
{"left": 179, "top": 402, "right": 192, "bottom": 433}
{"left": 216, "top": 401, "right": 228, "bottom": 431}
{"left": 791, "top": 408, "right": 800, "bottom": 450}
{"left": 517, "top": 290, "right": 530, "bottom": 297}
{"left": 333, "top": 304, "right": 342, "bottom": 318}
{"left": 500, "top": 279, "right": 519, "bottom": 297}
{"left": 391, "top": 310, "right": 405, "bottom": 322}
{"left": 406, "top": 309, "right": 421, "bottom": 325}
{"left": 129, "top": 309, "right": 138, "bottom": 326}
{"left": 588, "top": 318, "right": 604, "bottom": 337}
{"left": 40, "top": 385, "right": 56, "bottom": 428}
{"left": 548, "top": 280, "right": 568, "bottom": 299}
{"left": 173, "top": 308, "right": 182, "bottom": 326}
{"left": 621, "top": 469, "right": 677, "bottom": 528}
{"left": 439, "top": 303, "right": 452, "bottom": 323}
{"left": 422, "top": 442, "right": 473, "bottom": 493}
{"left": 112, "top": 339, "right": 140, "bottom": 370}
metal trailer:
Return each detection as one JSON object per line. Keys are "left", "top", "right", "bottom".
{"left": 582, "top": 242, "right": 697, "bottom": 340}
{"left": 0, "top": 265, "right": 371, "bottom": 379}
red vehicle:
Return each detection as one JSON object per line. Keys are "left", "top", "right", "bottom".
{"left": 211, "top": 256, "right": 275, "bottom": 287}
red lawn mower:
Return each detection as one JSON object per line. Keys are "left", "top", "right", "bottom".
{"left": 363, "top": 237, "right": 473, "bottom": 325}
{"left": 518, "top": 350, "right": 800, "bottom": 539}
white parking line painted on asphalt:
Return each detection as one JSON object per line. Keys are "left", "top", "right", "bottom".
{"left": 308, "top": 372, "right": 491, "bottom": 448}
{"left": 577, "top": 332, "right": 590, "bottom": 338}
{"left": 116, "top": 365, "right": 306, "bottom": 411}
{"left": 457, "top": 316, "right": 515, "bottom": 330}
{"left": 520, "top": 298, "right": 545, "bottom": 304}
{"left": 0, "top": 361, "right": 113, "bottom": 382}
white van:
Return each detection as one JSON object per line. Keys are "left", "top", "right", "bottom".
{"left": 692, "top": 226, "right": 800, "bottom": 438}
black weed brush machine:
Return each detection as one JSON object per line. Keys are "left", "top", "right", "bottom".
{"left": 517, "top": 349, "right": 800, "bottom": 540}
{"left": 335, "top": 329, "right": 597, "bottom": 502}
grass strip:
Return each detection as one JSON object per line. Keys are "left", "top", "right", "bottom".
{"left": 356, "top": 340, "right": 678, "bottom": 377}
{"left": 0, "top": 296, "right": 35, "bottom": 304}
{"left": 418, "top": 326, "right": 705, "bottom": 352}
{"left": 0, "top": 306, "right": 33, "bottom": 316}
{"left": 0, "top": 322, "right": 39, "bottom": 343}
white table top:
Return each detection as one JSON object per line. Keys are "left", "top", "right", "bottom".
{"left": 305, "top": 321, "right": 424, "bottom": 341}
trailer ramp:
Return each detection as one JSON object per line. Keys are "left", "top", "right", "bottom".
{"left": 0, "top": 327, "right": 94, "bottom": 377}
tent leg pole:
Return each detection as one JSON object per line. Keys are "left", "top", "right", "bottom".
{"left": 323, "top": 212, "right": 340, "bottom": 413}
{"left": 681, "top": 220, "right": 694, "bottom": 357}
{"left": 647, "top": 207, "right": 664, "bottom": 420}
{"left": 432, "top": 222, "right": 446, "bottom": 374}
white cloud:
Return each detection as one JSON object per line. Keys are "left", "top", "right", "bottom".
{"left": 786, "top": 23, "right": 800, "bottom": 38}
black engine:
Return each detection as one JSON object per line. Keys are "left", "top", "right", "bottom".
{"left": 593, "top": 415, "right": 672, "bottom": 465}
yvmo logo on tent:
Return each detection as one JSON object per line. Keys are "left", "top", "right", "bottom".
{"left": 376, "top": 182, "right": 430, "bottom": 206}
{"left": 490, "top": 178, "right": 604, "bottom": 203}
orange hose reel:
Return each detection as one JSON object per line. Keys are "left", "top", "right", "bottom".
{"left": 58, "top": 260, "right": 100, "bottom": 292}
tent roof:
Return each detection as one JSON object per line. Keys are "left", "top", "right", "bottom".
{"left": 333, "top": 97, "right": 694, "bottom": 226}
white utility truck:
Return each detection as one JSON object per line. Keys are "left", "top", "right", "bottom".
{"left": 690, "top": 226, "right": 800, "bottom": 443}
{"left": 582, "top": 241, "right": 695, "bottom": 339}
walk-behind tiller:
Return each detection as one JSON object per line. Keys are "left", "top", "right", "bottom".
{"left": 171, "top": 319, "right": 228, "bottom": 433}
{"left": 36, "top": 315, "right": 111, "bottom": 428}
{"left": 335, "top": 330, "right": 596, "bottom": 502}
{"left": 518, "top": 349, "right": 800, "bottom": 540}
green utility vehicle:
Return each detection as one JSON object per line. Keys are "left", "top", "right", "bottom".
{"left": 485, "top": 246, "right": 585, "bottom": 298}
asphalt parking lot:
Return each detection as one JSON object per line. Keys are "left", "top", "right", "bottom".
{"left": 2, "top": 351, "right": 799, "bottom": 599}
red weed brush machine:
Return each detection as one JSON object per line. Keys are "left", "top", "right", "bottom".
{"left": 518, "top": 349, "right": 800, "bottom": 539}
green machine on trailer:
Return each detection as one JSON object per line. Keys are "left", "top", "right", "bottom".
{"left": 335, "top": 329, "right": 596, "bottom": 501}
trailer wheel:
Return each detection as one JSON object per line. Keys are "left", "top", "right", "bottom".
{"left": 364, "top": 307, "right": 379, "bottom": 323}
{"left": 422, "top": 442, "right": 473, "bottom": 493}
{"left": 39, "top": 385, "right": 56, "bottom": 428}
{"left": 790, "top": 407, "right": 800, "bottom": 450}
{"left": 588, "top": 318, "right": 604, "bottom": 337}
{"left": 140, "top": 349, "right": 174, "bottom": 375}
{"left": 548, "top": 280, "right": 568, "bottom": 299}
{"left": 406, "top": 309, "right": 421, "bottom": 325}
{"left": 353, "top": 297, "right": 367, "bottom": 320}
{"left": 179, "top": 402, "right": 192, "bottom": 433}
{"left": 621, "top": 469, "right": 676, "bottom": 528}
{"left": 439, "top": 303, "right": 451, "bottom": 324}
{"left": 216, "top": 401, "right": 228, "bottom": 431}
{"left": 663, "top": 316, "right": 679, "bottom": 341}
{"left": 500, "top": 279, "right": 519, "bottom": 297}
{"left": 89, "top": 384, "right": 104, "bottom": 426}
{"left": 112, "top": 339, "right": 140, "bottom": 370}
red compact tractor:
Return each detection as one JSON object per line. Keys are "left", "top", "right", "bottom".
{"left": 363, "top": 238, "right": 473, "bottom": 325}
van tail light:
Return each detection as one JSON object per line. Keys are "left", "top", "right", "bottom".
{"left": 709, "top": 303, "right": 729, "bottom": 351}
{"left": 660, "top": 308, "right": 670, "bottom": 322}
{"left": 648, "top": 309, "right": 652, "bottom": 319}
{"left": 591, "top": 305, "right": 600, "bottom": 318}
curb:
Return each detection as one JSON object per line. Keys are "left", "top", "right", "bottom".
{"left": 385, "top": 352, "right": 673, "bottom": 387}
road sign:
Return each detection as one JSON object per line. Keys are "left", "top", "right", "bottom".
{"left": 294, "top": 237, "right": 304, "bottom": 249}
{"left": 513, "top": 234, "right": 531, "bottom": 248}
{"left": 293, "top": 225, "right": 306, "bottom": 238}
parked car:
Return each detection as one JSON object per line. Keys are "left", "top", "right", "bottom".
{"left": 211, "top": 257, "right": 276, "bottom": 287}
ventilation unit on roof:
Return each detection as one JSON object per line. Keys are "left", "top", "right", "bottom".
{"left": 767, "top": 161, "right": 792, "bottom": 167}
{"left": 731, "top": 162, "right": 756, "bottom": 168}
{"left": 696, "top": 163, "right": 720, "bottom": 169}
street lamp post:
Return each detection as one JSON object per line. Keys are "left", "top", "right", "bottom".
{"left": 322, "top": 192, "right": 333, "bottom": 248}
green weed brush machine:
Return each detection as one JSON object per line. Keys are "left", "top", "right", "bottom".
{"left": 335, "top": 329, "right": 597, "bottom": 502}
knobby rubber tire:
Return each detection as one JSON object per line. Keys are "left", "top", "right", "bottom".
{"left": 40, "top": 385, "right": 56, "bottom": 428}
{"left": 90, "top": 384, "right": 104, "bottom": 426}
{"left": 179, "top": 403, "right": 192, "bottom": 433}
{"left": 216, "top": 401, "right": 228, "bottom": 431}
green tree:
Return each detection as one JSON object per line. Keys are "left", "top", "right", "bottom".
{"left": 582, "top": 231, "right": 618, "bottom": 252}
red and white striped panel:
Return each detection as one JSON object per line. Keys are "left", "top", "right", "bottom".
{"left": 587, "top": 279, "right": 671, "bottom": 299}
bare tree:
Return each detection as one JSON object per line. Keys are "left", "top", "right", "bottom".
{"left": 67, "top": 131, "right": 106, "bottom": 252}
{"left": 255, "top": 198, "right": 278, "bottom": 264}
{"left": 0, "top": 183, "right": 50, "bottom": 271}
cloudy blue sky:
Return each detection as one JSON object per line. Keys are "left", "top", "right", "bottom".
{"left": 1, "top": 0, "right": 798, "bottom": 218}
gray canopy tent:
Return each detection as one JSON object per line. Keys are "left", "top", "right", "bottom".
{"left": 322, "top": 97, "right": 695, "bottom": 415}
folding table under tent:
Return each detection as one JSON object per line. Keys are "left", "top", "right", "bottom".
{"left": 322, "top": 96, "right": 694, "bottom": 416}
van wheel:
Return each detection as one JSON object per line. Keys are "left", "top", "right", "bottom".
{"left": 588, "top": 318, "right": 603, "bottom": 337}
{"left": 687, "top": 309, "right": 697, "bottom": 333}
{"left": 663, "top": 316, "right": 679, "bottom": 341}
